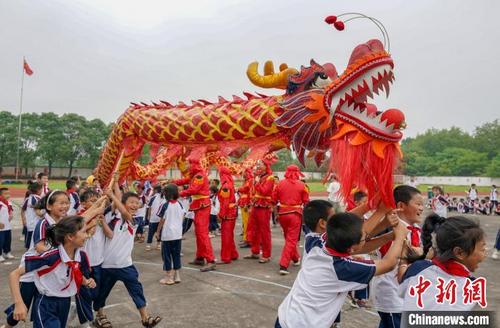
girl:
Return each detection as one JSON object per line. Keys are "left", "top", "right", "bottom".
{"left": 21, "top": 182, "right": 43, "bottom": 250}
{"left": 155, "top": 184, "right": 185, "bottom": 285}
{"left": 399, "top": 215, "right": 486, "bottom": 312}
{"left": 94, "top": 181, "right": 162, "bottom": 328}
{"left": 431, "top": 186, "right": 448, "bottom": 218}
{"left": 8, "top": 216, "right": 96, "bottom": 328}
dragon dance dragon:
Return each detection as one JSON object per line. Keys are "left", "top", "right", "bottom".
{"left": 95, "top": 14, "right": 406, "bottom": 206}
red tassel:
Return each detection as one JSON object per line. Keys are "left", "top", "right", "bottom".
{"left": 328, "top": 134, "right": 399, "bottom": 208}
{"left": 334, "top": 21, "right": 345, "bottom": 31}
{"left": 325, "top": 15, "right": 337, "bottom": 24}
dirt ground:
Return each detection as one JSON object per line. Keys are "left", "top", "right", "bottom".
{"left": 0, "top": 199, "right": 498, "bottom": 327}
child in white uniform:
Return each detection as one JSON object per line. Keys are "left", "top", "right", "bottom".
{"left": 94, "top": 181, "right": 162, "bottom": 328}
{"left": 155, "top": 184, "right": 185, "bottom": 285}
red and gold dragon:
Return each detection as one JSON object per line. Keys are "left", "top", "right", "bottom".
{"left": 95, "top": 15, "right": 406, "bottom": 206}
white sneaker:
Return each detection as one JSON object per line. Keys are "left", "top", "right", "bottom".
{"left": 492, "top": 249, "right": 499, "bottom": 260}
{"left": 0, "top": 256, "right": 5, "bottom": 262}
{"left": 5, "top": 253, "right": 15, "bottom": 259}
{"left": 293, "top": 259, "right": 301, "bottom": 267}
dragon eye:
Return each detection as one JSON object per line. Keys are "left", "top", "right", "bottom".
{"left": 319, "top": 73, "right": 328, "bottom": 79}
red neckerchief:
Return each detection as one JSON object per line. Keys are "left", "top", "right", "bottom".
{"left": 62, "top": 261, "right": 84, "bottom": 292}
{"left": 432, "top": 257, "right": 470, "bottom": 277}
{"left": 0, "top": 197, "right": 12, "bottom": 216}
{"left": 66, "top": 188, "right": 76, "bottom": 195}
{"left": 407, "top": 226, "right": 422, "bottom": 247}
{"left": 324, "top": 245, "right": 351, "bottom": 258}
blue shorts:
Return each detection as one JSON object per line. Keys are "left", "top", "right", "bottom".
{"left": 95, "top": 265, "right": 146, "bottom": 310}
{"left": 33, "top": 295, "right": 71, "bottom": 328}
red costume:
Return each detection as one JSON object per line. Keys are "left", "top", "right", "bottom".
{"left": 175, "top": 159, "right": 215, "bottom": 263}
{"left": 273, "top": 165, "right": 309, "bottom": 269}
{"left": 249, "top": 159, "right": 275, "bottom": 259}
{"left": 237, "top": 168, "right": 253, "bottom": 244}
{"left": 217, "top": 167, "right": 239, "bottom": 263}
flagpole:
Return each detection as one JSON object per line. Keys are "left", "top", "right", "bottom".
{"left": 15, "top": 57, "right": 25, "bottom": 180}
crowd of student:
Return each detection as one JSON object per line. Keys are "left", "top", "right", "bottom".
{"left": 428, "top": 184, "right": 499, "bottom": 217}
{"left": 0, "top": 168, "right": 496, "bottom": 328}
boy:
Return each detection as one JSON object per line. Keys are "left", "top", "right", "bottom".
{"left": 94, "top": 180, "right": 161, "bottom": 328}
{"left": 302, "top": 200, "right": 334, "bottom": 254}
{"left": 0, "top": 188, "right": 14, "bottom": 262}
{"left": 36, "top": 172, "right": 49, "bottom": 197}
{"left": 276, "top": 211, "right": 407, "bottom": 328}
{"left": 349, "top": 191, "right": 370, "bottom": 308}
{"left": 372, "top": 185, "right": 424, "bottom": 328}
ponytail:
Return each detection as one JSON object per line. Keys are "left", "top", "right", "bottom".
{"left": 406, "top": 213, "right": 446, "bottom": 264}
{"left": 44, "top": 216, "right": 84, "bottom": 247}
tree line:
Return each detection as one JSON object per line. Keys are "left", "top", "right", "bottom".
{"left": 401, "top": 120, "right": 500, "bottom": 177}
{"left": 1, "top": 110, "right": 498, "bottom": 178}
{"left": 0, "top": 111, "right": 112, "bottom": 177}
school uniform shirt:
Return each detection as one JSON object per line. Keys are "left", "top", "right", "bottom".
{"left": 371, "top": 220, "right": 422, "bottom": 313}
{"left": 32, "top": 214, "right": 57, "bottom": 248}
{"left": 0, "top": 201, "right": 11, "bottom": 231}
{"left": 302, "top": 226, "right": 323, "bottom": 258}
{"left": 179, "top": 197, "right": 195, "bottom": 220}
{"left": 41, "top": 184, "right": 50, "bottom": 198}
{"left": 82, "top": 220, "right": 106, "bottom": 267}
{"left": 399, "top": 259, "right": 477, "bottom": 311}
{"left": 136, "top": 193, "right": 148, "bottom": 219}
{"left": 22, "top": 194, "right": 41, "bottom": 232}
{"left": 490, "top": 188, "right": 498, "bottom": 201}
{"left": 25, "top": 245, "right": 91, "bottom": 297}
{"left": 66, "top": 190, "right": 81, "bottom": 216}
{"left": 102, "top": 210, "right": 138, "bottom": 269}
{"left": 431, "top": 195, "right": 448, "bottom": 218}
{"left": 278, "top": 242, "right": 376, "bottom": 328}
{"left": 210, "top": 194, "right": 220, "bottom": 216}
{"left": 158, "top": 200, "right": 185, "bottom": 241}
{"left": 148, "top": 193, "right": 165, "bottom": 223}
{"left": 468, "top": 188, "right": 478, "bottom": 201}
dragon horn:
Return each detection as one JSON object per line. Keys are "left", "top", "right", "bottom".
{"left": 246, "top": 60, "right": 298, "bottom": 89}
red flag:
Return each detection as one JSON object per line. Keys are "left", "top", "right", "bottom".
{"left": 23, "top": 59, "right": 33, "bottom": 76}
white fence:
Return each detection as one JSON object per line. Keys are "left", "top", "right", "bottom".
{"left": 396, "top": 175, "right": 500, "bottom": 187}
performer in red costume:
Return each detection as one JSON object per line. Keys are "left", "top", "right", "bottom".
{"left": 217, "top": 166, "right": 239, "bottom": 264}
{"left": 273, "top": 165, "right": 309, "bottom": 275}
{"left": 237, "top": 168, "right": 253, "bottom": 248}
{"left": 244, "top": 159, "right": 275, "bottom": 263}
{"left": 174, "top": 159, "right": 216, "bottom": 272}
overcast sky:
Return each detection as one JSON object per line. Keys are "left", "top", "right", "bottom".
{"left": 1, "top": 0, "right": 498, "bottom": 138}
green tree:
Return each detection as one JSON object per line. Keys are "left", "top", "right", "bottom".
{"left": 0, "top": 111, "right": 17, "bottom": 167}
{"left": 473, "top": 120, "right": 500, "bottom": 159}
{"left": 486, "top": 154, "right": 500, "bottom": 177}
{"left": 35, "top": 112, "right": 65, "bottom": 176}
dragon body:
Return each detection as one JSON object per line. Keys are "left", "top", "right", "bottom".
{"left": 96, "top": 38, "right": 406, "bottom": 206}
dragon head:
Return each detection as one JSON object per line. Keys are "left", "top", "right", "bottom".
{"left": 324, "top": 39, "right": 404, "bottom": 142}
{"left": 275, "top": 37, "right": 405, "bottom": 207}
